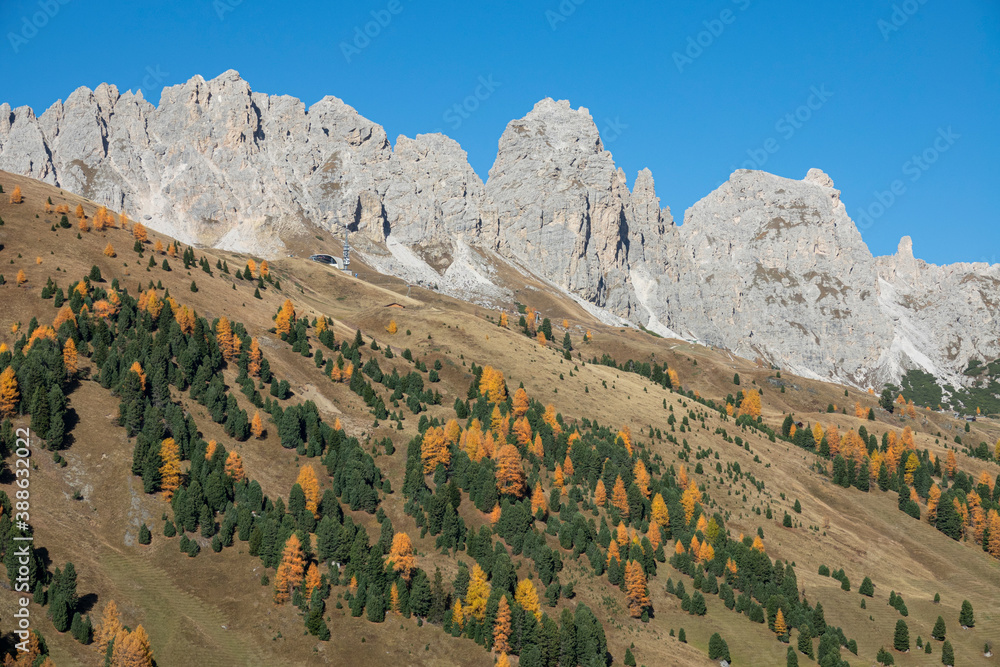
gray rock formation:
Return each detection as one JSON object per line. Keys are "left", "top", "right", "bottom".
{"left": 485, "top": 99, "right": 637, "bottom": 314}
{"left": 2, "top": 71, "right": 998, "bottom": 388}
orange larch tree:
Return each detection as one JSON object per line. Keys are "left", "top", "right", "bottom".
{"left": 594, "top": 479, "right": 607, "bottom": 506}
{"left": 512, "top": 387, "right": 530, "bottom": 417}
{"left": 224, "top": 451, "right": 246, "bottom": 482}
{"left": 421, "top": 426, "right": 449, "bottom": 473}
{"left": 542, "top": 404, "right": 561, "bottom": 434}
{"left": 274, "top": 534, "right": 307, "bottom": 604}
{"left": 530, "top": 485, "right": 548, "bottom": 516}
{"left": 495, "top": 444, "right": 526, "bottom": 498}
{"left": 493, "top": 595, "right": 512, "bottom": 654}
{"left": 479, "top": 366, "right": 507, "bottom": 403}
{"left": 159, "top": 438, "right": 181, "bottom": 500}
{"left": 16, "top": 269, "right": 27, "bottom": 286}
{"left": 738, "top": 389, "right": 762, "bottom": 418}
{"left": 611, "top": 475, "right": 629, "bottom": 517}
{"left": 9, "top": 185, "right": 22, "bottom": 204}
{"left": 129, "top": 360, "right": 146, "bottom": 391}
{"left": 513, "top": 416, "right": 533, "bottom": 446}
{"left": 215, "top": 317, "right": 240, "bottom": 362}
{"left": 94, "top": 599, "right": 122, "bottom": 653}
{"left": 617, "top": 425, "right": 633, "bottom": 455}
{"left": 681, "top": 481, "right": 701, "bottom": 524}
{"left": 530, "top": 433, "right": 544, "bottom": 459}
{"left": 634, "top": 460, "right": 651, "bottom": 499}
{"left": 103, "top": 242, "right": 116, "bottom": 258}
{"left": 275, "top": 299, "right": 296, "bottom": 336}
{"left": 944, "top": 450, "right": 957, "bottom": 478}
{"left": 62, "top": 338, "right": 78, "bottom": 377}
{"left": 205, "top": 440, "right": 217, "bottom": 461}
{"left": 250, "top": 410, "right": 265, "bottom": 439}
{"left": 248, "top": 338, "right": 262, "bottom": 376}
{"left": 305, "top": 563, "right": 322, "bottom": 598}
{"left": 0, "top": 367, "right": 20, "bottom": 418}
{"left": 296, "top": 465, "right": 321, "bottom": 518}
{"left": 387, "top": 532, "right": 416, "bottom": 581}
{"left": 774, "top": 608, "right": 787, "bottom": 636}
{"left": 624, "top": 560, "right": 650, "bottom": 618}
{"left": 651, "top": 493, "right": 669, "bottom": 526}
{"left": 132, "top": 222, "right": 147, "bottom": 242}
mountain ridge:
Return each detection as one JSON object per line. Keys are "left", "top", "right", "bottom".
{"left": 2, "top": 69, "right": 998, "bottom": 391}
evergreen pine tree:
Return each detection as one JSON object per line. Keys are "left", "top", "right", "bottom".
{"left": 959, "top": 599, "right": 975, "bottom": 627}
{"left": 941, "top": 640, "right": 954, "bottom": 666}
{"left": 894, "top": 619, "right": 910, "bottom": 652}
{"left": 932, "top": 616, "right": 946, "bottom": 641}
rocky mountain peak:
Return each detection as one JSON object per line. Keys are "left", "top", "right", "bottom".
{"left": 2, "top": 76, "right": 999, "bottom": 389}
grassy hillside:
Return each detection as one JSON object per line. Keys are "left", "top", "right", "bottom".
{"left": 0, "top": 170, "right": 997, "bottom": 667}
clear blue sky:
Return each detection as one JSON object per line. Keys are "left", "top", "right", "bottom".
{"left": 2, "top": 0, "right": 998, "bottom": 264}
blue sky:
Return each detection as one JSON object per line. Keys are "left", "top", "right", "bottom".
{"left": 2, "top": 0, "right": 998, "bottom": 264}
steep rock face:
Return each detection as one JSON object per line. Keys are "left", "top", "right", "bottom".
{"left": 0, "top": 71, "right": 397, "bottom": 253}
{"left": 379, "top": 133, "right": 487, "bottom": 246}
{"left": 875, "top": 237, "right": 1000, "bottom": 385}
{"left": 656, "top": 169, "right": 894, "bottom": 385}
{"left": 486, "top": 99, "right": 637, "bottom": 315}
{"left": 5, "top": 74, "right": 1000, "bottom": 388}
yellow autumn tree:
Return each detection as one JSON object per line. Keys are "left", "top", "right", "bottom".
{"left": 479, "top": 366, "right": 507, "bottom": 403}
{"left": 224, "top": 451, "right": 246, "bottom": 482}
{"left": 498, "top": 311, "right": 509, "bottom": 327}
{"left": 611, "top": 475, "right": 629, "bottom": 517}
{"left": 274, "top": 534, "right": 306, "bottom": 604}
{"left": 275, "top": 299, "right": 296, "bottom": 335}
{"left": 512, "top": 387, "right": 530, "bottom": 417}
{"left": 248, "top": 338, "right": 262, "bottom": 376}
{"left": 594, "top": 478, "right": 607, "bottom": 506}
{"left": 464, "top": 564, "right": 490, "bottom": 621}
{"left": 387, "top": 532, "right": 416, "bottom": 581}
{"left": 651, "top": 493, "right": 669, "bottom": 526}
{"left": 132, "top": 221, "right": 147, "bottom": 242}
{"left": 739, "top": 389, "right": 762, "bottom": 418}
{"left": 250, "top": 410, "right": 265, "bottom": 439}
{"left": 515, "top": 579, "right": 542, "bottom": 620}
{"left": 493, "top": 596, "right": 512, "bottom": 655}
{"left": 296, "top": 465, "right": 321, "bottom": 518}
{"left": 624, "top": 560, "right": 650, "bottom": 618}
{"left": 0, "top": 367, "right": 19, "bottom": 418}
{"left": 62, "top": 338, "right": 78, "bottom": 377}
{"left": 16, "top": 269, "right": 27, "bottom": 286}
{"left": 216, "top": 317, "right": 240, "bottom": 362}
{"left": 774, "top": 608, "right": 787, "bottom": 636}
{"left": 103, "top": 242, "right": 116, "bottom": 258}
{"left": 495, "top": 444, "right": 526, "bottom": 498}
{"left": 9, "top": 186, "right": 22, "bottom": 204}
{"left": 305, "top": 563, "right": 322, "bottom": 599}
{"left": 94, "top": 599, "right": 122, "bottom": 653}
{"left": 421, "top": 426, "right": 450, "bottom": 473}
{"left": 531, "top": 485, "right": 547, "bottom": 516}
{"left": 634, "top": 459, "right": 651, "bottom": 499}
{"left": 681, "top": 481, "right": 701, "bottom": 523}
{"left": 386, "top": 319, "right": 398, "bottom": 334}
{"left": 159, "top": 438, "right": 181, "bottom": 500}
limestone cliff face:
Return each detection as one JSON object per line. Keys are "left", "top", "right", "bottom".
{"left": 2, "top": 71, "right": 998, "bottom": 387}
{"left": 652, "top": 169, "right": 894, "bottom": 385}
{"left": 485, "top": 99, "right": 638, "bottom": 315}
